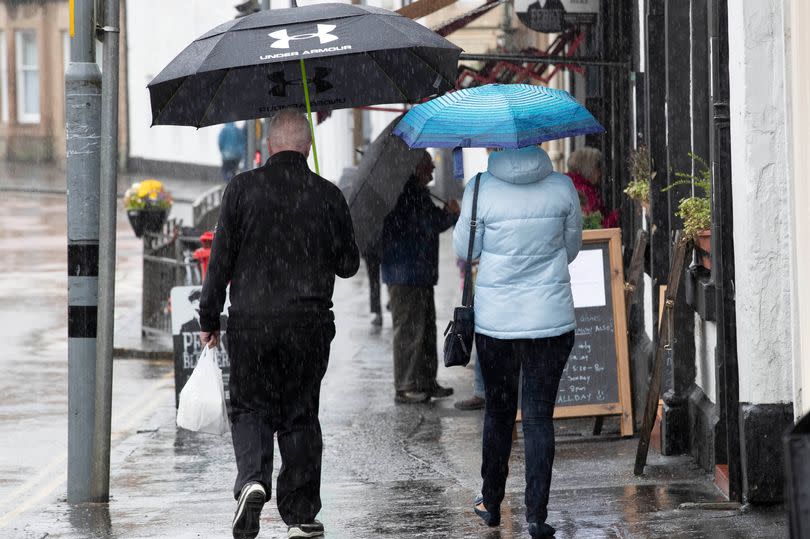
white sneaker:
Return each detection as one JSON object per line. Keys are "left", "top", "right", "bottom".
{"left": 288, "top": 520, "right": 325, "bottom": 538}
{"left": 232, "top": 482, "right": 265, "bottom": 539}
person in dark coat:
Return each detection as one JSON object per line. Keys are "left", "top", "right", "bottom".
{"left": 381, "top": 151, "right": 460, "bottom": 404}
{"left": 199, "top": 111, "right": 359, "bottom": 539}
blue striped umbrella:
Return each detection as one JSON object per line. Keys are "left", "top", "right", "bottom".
{"left": 393, "top": 84, "right": 605, "bottom": 150}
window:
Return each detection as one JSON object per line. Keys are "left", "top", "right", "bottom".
{"left": 0, "top": 32, "right": 8, "bottom": 123}
{"left": 15, "top": 30, "right": 39, "bottom": 124}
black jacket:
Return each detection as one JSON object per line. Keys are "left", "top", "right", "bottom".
{"left": 380, "top": 178, "right": 458, "bottom": 287}
{"left": 200, "top": 151, "right": 360, "bottom": 332}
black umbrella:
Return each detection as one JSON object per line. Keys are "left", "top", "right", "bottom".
{"left": 347, "top": 116, "right": 428, "bottom": 253}
{"left": 148, "top": 3, "right": 460, "bottom": 128}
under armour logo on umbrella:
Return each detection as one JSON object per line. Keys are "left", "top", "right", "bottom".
{"left": 268, "top": 68, "right": 333, "bottom": 97}
{"left": 268, "top": 24, "right": 339, "bottom": 49}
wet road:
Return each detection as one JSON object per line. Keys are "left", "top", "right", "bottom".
{"left": 0, "top": 187, "right": 787, "bottom": 538}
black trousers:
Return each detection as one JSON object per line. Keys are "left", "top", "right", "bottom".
{"left": 364, "top": 254, "right": 382, "bottom": 315}
{"left": 226, "top": 322, "right": 335, "bottom": 525}
{"left": 476, "top": 331, "right": 574, "bottom": 525}
{"left": 388, "top": 285, "right": 438, "bottom": 392}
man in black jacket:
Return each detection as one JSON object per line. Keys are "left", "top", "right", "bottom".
{"left": 199, "top": 111, "right": 359, "bottom": 539}
{"left": 381, "top": 151, "right": 459, "bottom": 404}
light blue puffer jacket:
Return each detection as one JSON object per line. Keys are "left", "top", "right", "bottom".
{"left": 453, "top": 146, "right": 583, "bottom": 340}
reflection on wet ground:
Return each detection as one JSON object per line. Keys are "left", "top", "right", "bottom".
{"left": 0, "top": 192, "right": 787, "bottom": 538}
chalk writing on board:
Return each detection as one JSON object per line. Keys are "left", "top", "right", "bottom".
{"left": 556, "top": 242, "right": 619, "bottom": 407}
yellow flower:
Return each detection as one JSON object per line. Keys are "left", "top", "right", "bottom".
{"left": 137, "top": 179, "right": 164, "bottom": 199}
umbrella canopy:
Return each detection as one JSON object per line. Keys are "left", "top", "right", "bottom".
{"left": 148, "top": 3, "right": 461, "bottom": 127}
{"left": 392, "top": 83, "right": 605, "bottom": 149}
{"left": 347, "top": 116, "right": 426, "bottom": 253}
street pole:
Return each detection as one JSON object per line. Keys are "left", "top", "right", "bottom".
{"left": 92, "top": 0, "right": 120, "bottom": 502}
{"left": 66, "top": 0, "right": 102, "bottom": 504}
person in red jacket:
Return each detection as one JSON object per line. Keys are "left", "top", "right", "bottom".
{"left": 566, "top": 147, "right": 619, "bottom": 228}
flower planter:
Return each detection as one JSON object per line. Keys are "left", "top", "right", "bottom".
{"left": 695, "top": 229, "right": 712, "bottom": 271}
{"left": 127, "top": 209, "right": 168, "bottom": 238}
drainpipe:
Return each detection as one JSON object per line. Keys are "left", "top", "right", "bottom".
{"left": 708, "top": 0, "right": 741, "bottom": 502}
{"left": 91, "top": 0, "right": 120, "bottom": 503}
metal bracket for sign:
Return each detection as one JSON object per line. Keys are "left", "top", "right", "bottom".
{"left": 634, "top": 231, "right": 693, "bottom": 475}
{"left": 457, "top": 53, "right": 631, "bottom": 69}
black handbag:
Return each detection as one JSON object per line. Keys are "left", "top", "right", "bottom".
{"left": 443, "top": 173, "right": 482, "bottom": 368}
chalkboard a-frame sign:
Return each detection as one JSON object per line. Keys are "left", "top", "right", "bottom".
{"left": 552, "top": 228, "right": 633, "bottom": 436}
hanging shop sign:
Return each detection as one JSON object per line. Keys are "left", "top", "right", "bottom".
{"left": 515, "top": 0, "right": 599, "bottom": 33}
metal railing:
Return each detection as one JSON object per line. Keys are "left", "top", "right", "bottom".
{"left": 141, "top": 218, "right": 202, "bottom": 337}
{"left": 192, "top": 184, "right": 225, "bottom": 232}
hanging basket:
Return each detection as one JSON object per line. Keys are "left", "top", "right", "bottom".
{"left": 127, "top": 208, "right": 168, "bottom": 238}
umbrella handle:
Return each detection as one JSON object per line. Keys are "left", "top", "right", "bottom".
{"left": 299, "top": 59, "right": 320, "bottom": 175}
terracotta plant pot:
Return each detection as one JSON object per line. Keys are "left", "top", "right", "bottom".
{"left": 695, "top": 229, "right": 712, "bottom": 271}
{"left": 127, "top": 208, "right": 168, "bottom": 238}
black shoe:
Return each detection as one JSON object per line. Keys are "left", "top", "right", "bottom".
{"left": 395, "top": 390, "right": 430, "bottom": 404}
{"left": 473, "top": 495, "right": 500, "bottom": 527}
{"left": 232, "top": 482, "right": 265, "bottom": 539}
{"left": 288, "top": 520, "right": 325, "bottom": 538}
{"left": 429, "top": 384, "right": 454, "bottom": 398}
{"left": 371, "top": 313, "right": 383, "bottom": 327}
{"left": 528, "top": 522, "right": 556, "bottom": 538}
{"left": 454, "top": 395, "right": 485, "bottom": 410}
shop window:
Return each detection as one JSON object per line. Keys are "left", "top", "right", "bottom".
{"left": 15, "top": 30, "right": 39, "bottom": 124}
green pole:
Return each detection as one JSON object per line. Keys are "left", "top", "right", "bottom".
{"left": 299, "top": 59, "right": 320, "bottom": 175}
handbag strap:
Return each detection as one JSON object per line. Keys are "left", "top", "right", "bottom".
{"left": 461, "top": 173, "right": 482, "bottom": 307}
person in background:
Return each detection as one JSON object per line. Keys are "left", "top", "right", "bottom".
{"left": 200, "top": 111, "right": 359, "bottom": 539}
{"left": 381, "top": 151, "right": 460, "bottom": 404}
{"left": 219, "top": 121, "right": 246, "bottom": 182}
{"left": 454, "top": 145, "right": 582, "bottom": 539}
{"left": 363, "top": 237, "right": 383, "bottom": 327}
{"left": 566, "top": 147, "right": 619, "bottom": 228}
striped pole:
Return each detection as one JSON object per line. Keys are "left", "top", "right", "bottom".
{"left": 66, "top": 0, "right": 102, "bottom": 503}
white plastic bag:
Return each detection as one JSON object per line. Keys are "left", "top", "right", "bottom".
{"left": 177, "top": 345, "right": 230, "bottom": 435}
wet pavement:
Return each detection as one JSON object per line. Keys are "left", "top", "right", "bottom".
{"left": 0, "top": 168, "right": 789, "bottom": 538}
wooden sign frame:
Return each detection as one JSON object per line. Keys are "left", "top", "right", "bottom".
{"left": 552, "top": 228, "right": 634, "bottom": 437}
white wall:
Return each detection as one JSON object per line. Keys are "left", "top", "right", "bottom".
{"left": 127, "top": 0, "right": 239, "bottom": 168}
{"left": 728, "top": 0, "right": 794, "bottom": 405}
{"left": 788, "top": 0, "right": 810, "bottom": 417}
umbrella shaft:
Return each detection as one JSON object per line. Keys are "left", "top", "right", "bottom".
{"left": 299, "top": 59, "right": 320, "bottom": 175}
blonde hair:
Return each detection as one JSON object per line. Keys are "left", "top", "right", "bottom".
{"left": 567, "top": 147, "right": 603, "bottom": 182}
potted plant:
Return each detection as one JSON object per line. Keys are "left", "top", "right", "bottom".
{"left": 583, "top": 210, "right": 604, "bottom": 230}
{"left": 124, "top": 179, "right": 173, "bottom": 238}
{"left": 624, "top": 145, "right": 655, "bottom": 212}
{"left": 662, "top": 153, "right": 712, "bottom": 269}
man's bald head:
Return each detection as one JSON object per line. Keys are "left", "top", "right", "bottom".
{"left": 267, "top": 111, "right": 312, "bottom": 157}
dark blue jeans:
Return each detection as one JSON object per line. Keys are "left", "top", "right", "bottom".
{"left": 477, "top": 330, "right": 574, "bottom": 525}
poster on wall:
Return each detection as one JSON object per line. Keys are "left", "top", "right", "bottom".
{"left": 514, "top": 0, "right": 599, "bottom": 33}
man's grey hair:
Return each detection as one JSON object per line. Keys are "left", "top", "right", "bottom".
{"left": 268, "top": 111, "right": 312, "bottom": 154}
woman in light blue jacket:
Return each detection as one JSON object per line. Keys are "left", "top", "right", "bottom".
{"left": 454, "top": 145, "right": 582, "bottom": 539}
